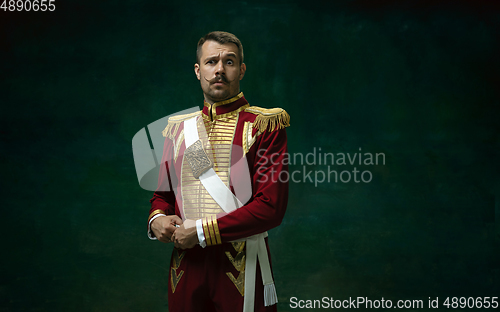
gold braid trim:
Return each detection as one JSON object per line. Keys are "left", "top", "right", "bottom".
{"left": 245, "top": 107, "right": 290, "bottom": 132}
{"left": 202, "top": 218, "right": 212, "bottom": 246}
{"left": 212, "top": 215, "right": 222, "bottom": 245}
{"left": 148, "top": 209, "right": 165, "bottom": 224}
{"left": 161, "top": 111, "right": 201, "bottom": 139}
{"left": 207, "top": 92, "right": 244, "bottom": 107}
{"left": 207, "top": 216, "right": 217, "bottom": 246}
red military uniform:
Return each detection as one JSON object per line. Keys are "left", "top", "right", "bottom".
{"left": 148, "top": 92, "right": 289, "bottom": 312}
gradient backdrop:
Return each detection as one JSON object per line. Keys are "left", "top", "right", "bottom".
{"left": 1, "top": 0, "right": 499, "bottom": 311}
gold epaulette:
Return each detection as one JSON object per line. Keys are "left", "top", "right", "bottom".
{"left": 244, "top": 106, "right": 290, "bottom": 132}
{"left": 161, "top": 111, "right": 201, "bottom": 139}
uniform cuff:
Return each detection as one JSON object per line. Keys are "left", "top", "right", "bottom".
{"left": 148, "top": 213, "right": 167, "bottom": 240}
{"left": 196, "top": 219, "right": 206, "bottom": 248}
{"left": 200, "top": 215, "right": 222, "bottom": 246}
{"left": 148, "top": 209, "right": 166, "bottom": 224}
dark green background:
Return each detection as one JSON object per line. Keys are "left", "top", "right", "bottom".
{"left": 1, "top": 0, "right": 499, "bottom": 311}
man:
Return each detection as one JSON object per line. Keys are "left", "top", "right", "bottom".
{"left": 147, "top": 31, "right": 290, "bottom": 312}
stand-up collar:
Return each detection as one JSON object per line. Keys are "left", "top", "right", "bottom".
{"left": 202, "top": 92, "right": 249, "bottom": 120}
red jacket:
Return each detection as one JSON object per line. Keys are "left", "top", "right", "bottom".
{"left": 149, "top": 92, "right": 290, "bottom": 244}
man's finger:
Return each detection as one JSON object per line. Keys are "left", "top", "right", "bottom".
{"left": 170, "top": 215, "right": 183, "bottom": 225}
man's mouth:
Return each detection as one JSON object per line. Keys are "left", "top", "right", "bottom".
{"left": 211, "top": 75, "right": 229, "bottom": 85}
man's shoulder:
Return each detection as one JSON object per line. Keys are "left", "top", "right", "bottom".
{"left": 168, "top": 110, "right": 201, "bottom": 123}
{"left": 161, "top": 111, "right": 201, "bottom": 139}
{"left": 242, "top": 106, "right": 290, "bottom": 133}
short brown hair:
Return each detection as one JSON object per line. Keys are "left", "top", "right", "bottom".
{"left": 196, "top": 31, "right": 244, "bottom": 65}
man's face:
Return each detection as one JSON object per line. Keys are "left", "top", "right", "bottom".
{"left": 195, "top": 40, "right": 246, "bottom": 103}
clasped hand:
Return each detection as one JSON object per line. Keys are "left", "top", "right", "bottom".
{"left": 151, "top": 215, "right": 198, "bottom": 250}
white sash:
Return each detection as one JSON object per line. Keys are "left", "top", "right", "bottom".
{"left": 183, "top": 116, "right": 278, "bottom": 311}
{"left": 184, "top": 117, "right": 242, "bottom": 213}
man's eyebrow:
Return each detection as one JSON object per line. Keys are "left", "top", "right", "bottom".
{"left": 204, "top": 53, "right": 237, "bottom": 61}
{"left": 204, "top": 55, "right": 220, "bottom": 62}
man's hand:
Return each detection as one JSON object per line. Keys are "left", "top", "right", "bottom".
{"left": 171, "top": 219, "right": 198, "bottom": 250}
{"left": 151, "top": 215, "right": 182, "bottom": 243}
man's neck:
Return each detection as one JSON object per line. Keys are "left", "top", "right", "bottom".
{"left": 204, "top": 92, "right": 240, "bottom": 105}
{"left": 204, "top": 96, "right": 215, "bottom": 105}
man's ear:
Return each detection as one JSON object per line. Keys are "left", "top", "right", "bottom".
{"left": 239, "top": 63, "right": 246, "bottom": 80}
{"left": 194, "top": 63, "right": 201, "bottom": 80}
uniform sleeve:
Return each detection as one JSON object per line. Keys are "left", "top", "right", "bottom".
{"left": 207, "top": 127, "right": 289, "bottom": 243}
{"left": 148, "top": 136, "right": 177, "bottom": 228}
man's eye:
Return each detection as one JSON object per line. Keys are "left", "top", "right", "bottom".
{"left": 227, "top": 60, "right": 234, "bottom": 65}
{"left": 207, "top": 60, "right": 215, "bottom": 64}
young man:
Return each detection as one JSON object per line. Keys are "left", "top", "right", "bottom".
{"left": 148, "top": 31, "right": 290, "bottom": 312}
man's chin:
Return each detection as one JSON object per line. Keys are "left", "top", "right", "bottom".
{"left": 207, "top": 90, "right": 231, "bottom": 102}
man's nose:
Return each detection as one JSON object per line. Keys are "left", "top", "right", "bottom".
{"left": 215, "top": 60, "right": 225, "bottom": 75}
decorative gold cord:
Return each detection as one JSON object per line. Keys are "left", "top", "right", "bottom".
{"left": 245, "top": 107, "right": 291, "bottom": 132}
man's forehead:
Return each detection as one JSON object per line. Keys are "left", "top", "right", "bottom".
{"left": 201, "top": 41, "right": 239, "bottom": 58}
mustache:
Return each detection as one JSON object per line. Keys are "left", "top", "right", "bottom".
{"left": 203, "top": 75, "right": 236, "bottom": 84}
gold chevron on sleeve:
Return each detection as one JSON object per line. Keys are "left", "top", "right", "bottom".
{"left": 231, "top": 242, "right": 245, "bottom": 253}
{"left": 171, "top": 249, "right": 185, "bottom": 269}
{"left": 170, "top": 249, "right": 186, "bottom": 293}
{"left": 225, "top": 241, "right": 246, "bottom": 296}
{"left": 225, "top": 251, "right": 246, "bottom": 272}
{"left": 226, "top": 271, "right": 245, "bottom": 296}
{"left": 170, "top": 268, "right": 184, "bottom": 293}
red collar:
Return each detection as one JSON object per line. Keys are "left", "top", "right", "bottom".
{"left": 202, "top": 92, "right": 249, "bottom": 120}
